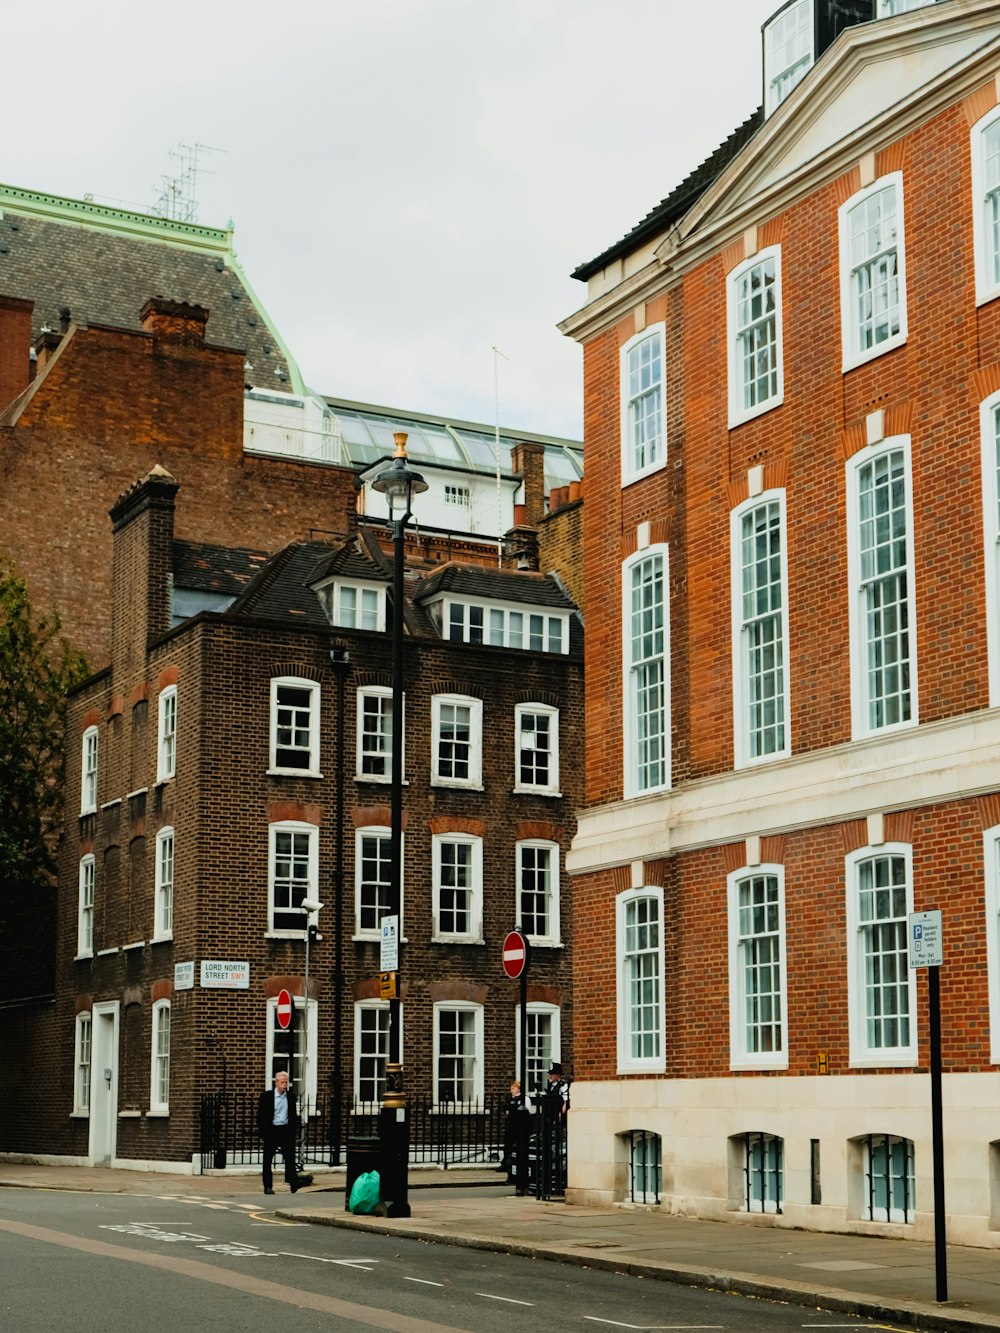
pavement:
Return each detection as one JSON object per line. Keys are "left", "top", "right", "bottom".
{"left": 2, "top": 1160, "right": 1000, "bottom": 1331}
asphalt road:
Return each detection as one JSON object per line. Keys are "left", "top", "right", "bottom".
{"left": 0, "top": 1186, "right": 920, "bottom": 1332}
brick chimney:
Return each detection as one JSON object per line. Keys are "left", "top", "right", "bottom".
{"left": 511, "top": 441, "right": 546, "bottom": 528}
{"left": 109, "top": 466, "right": 179, "bottom": 683}
{"left": 0, "top": 295, "right": 34, "bottom": 412}
{"left": 140, "top": 297, "right": 209, "bottom": 346}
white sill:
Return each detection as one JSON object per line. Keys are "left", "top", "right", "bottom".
{"left": 80, "top": 807, "right": 96, "bottom": 818}
{"left": 621, "top": 456, "right": 667, "bottom": 490}
{"left": 118, "top": 1110, "right": 142, "bottom": 1119}
{"left": 151, "top": 934, "right": 173, "bottom": 945}
{"left": 126, "top": 787, "right": 149, "bottom": 800}
{"left": 100, "top": 798, "right": 122, "bottom": 811}
{"left": 155, "top": 776, "right": 175, "bottom": 788}
{"left": 69, "top": 1111, "right": 90, "bottom": 1119}
{"left": 74, "top": 952, "right": 94, "bottom": 962}
{"left": 431, "top": 779, "right": 484, "bottom": 791}
{"left": 351, "top": 934, "right": 409, "bottom": 944}
{"left": 848, "top": 1052, "right": 918, "bottom": 1069}
{"left": 431, "top": 936, "right": 485, "bottom": 946}
{"left": 146, "top": 1110, "right": 170, "bottom": 1118}
{"left": 728, "top": 392, "right": 784, "bottom": 431}
{"left": 841, "top": 332, "right": 906, "bottom": 374}
{"left": 355, "top": 775, "right": 409, "bottom": 785}
{"left": 267, "top": 767, "right": 324, "bottom": 779}
{"left": 266, "top": 930, "right": 324, "bottom": 941}
{"left": 730, "top": 1057, "right": 789, "bottom": 1073}
{"left": 122, "top": 941, "right": 145, "bottom": 952}
{"left": 513, "top": 786, "right": 562, "bottom": 798}
{"left": 96, "top": 947, "right": 119, "bottom": 957}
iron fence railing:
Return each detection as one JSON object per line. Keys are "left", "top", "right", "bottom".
{"left": 200, "top": 1092, "right": 507, "bottom": 1174}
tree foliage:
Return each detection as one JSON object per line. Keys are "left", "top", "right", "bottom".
{"left": 0, "top": 563, "right": 88, "bottom": 892}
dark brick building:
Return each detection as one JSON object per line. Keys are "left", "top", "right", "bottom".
{"left": 52, "top": 467, "right": 581, "bottom": 1168}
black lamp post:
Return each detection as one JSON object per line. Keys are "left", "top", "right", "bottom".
{"left": 372, "top": 431, "right": 426, "bottom": 1218}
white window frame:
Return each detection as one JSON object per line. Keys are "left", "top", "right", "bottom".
{"left": 764, "top": 0, "right": 813, "bottom": 116}
{"left": 77, "top": 854, "right": 94, "bottom": 959}
{"left": 74, "top": 1013, "right": 92, "bottom": 1114}
{"left": 622, "top": 545, "right": 670, "bottom": 797}
{"left": 616, "top": 885, "right": 666, "bottom": 1074}
{"left": 877, "top": 0, "right": 937, "bottom": 15}
{"left": 727, "top": 865, "right": 788, "bottom": 1071}
{"left": 515, "top": 1001, "right": 561, "bottom": 1095}
{"left": 972, "top": 107, "right": 1000, "bottom": 306}
{"left": 81, "top": 726, "right": 98, "bottom": 814}
{"left": 149, "top": 999, "right": 171, "bottom": 1114}
{"left": 433, "top": 1001, "right": 484, "bottom": 1105}
{"left": 620, "top": 323, "right": 666, "bottom": 485}
{"left": 846, "top": 438, "right": 918, "bottom": 739}
{"left": 354, "top": 999, "right": 392, "bottom": 1104}
{"left": 514, "top": 703, "right": 560, "bottom": 795}
{"left": 322, "top": 579, "right": 386, "bottom": 632}
{"left": 265, "top": 995, "right": 318, "bottom": 1107}
{"left": 981, "top": 392, "right": 1000, "bottom": 705}
{"left": 983, "top": 825, "right": 1000, "bottom": 1064}
{"left": 731, "top": 492, "right": 791, "bottom": 766}
{"left": 269, "top": 676, "right": 321, "bottom": 776}
{"left": 354, "top": 825, "right": 404, "bottom": 939}
{"left": 356, "top": 685, "right": 402, "bottom": 783}
{"left": 515, "top": 839, "right": 561, "bottom": 947}
{"left": 431, "top": 694, "right": 483, "bottom": 789}
{"left": 846, "top": 843, "right": 917, "bottom": 1068}
{"left": 267, "top": 821, "right": 320, "bottom": 936}
{"left": 727, "top": 246, "right": 784, "bottom": 426}
{"left": 432, "top": 832, "right": 483, "bottom": 942}
{"left": 153, "top": 826, "right": 174, "bottom": 942}
{"left": 438, "top": 598, "right": 569, "bottom": 655}
{"left": 839, "top": 172, "right": 908, "bottom": 371}
{"left": 157, "top": 685, "right": 177, "bottom": 783}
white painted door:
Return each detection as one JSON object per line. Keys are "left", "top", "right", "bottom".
{"left": 88, "top": 1002, "right": 119, "bottom": 1165}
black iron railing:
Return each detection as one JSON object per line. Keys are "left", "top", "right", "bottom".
{"left": 200, "top": 1092, "right": 508, "bottom": 1174}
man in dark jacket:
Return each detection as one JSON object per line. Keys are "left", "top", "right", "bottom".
{"left": 257, "top": 1069, "right": 299, "bottom": 1194}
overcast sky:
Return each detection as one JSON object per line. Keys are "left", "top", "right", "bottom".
{"left": 5, "top": 1, "right": 782, "bottom": 440}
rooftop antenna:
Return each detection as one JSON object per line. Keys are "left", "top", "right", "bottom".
{"left": 492, "top": 345, "right": 510, "bottom": 567}
{"left": 151, "top": 142, "right": 225, "bottom": 223}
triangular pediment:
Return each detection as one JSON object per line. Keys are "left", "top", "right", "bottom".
{"left": 667, "top": 1, "right": 1000, "bottom": 256}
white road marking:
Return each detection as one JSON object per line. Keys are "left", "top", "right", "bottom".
{"left": 279, "top": 1250, "right": 380, "bottom": 1271}
{"left": 477, "top": 1293, "right": 534, "bottom": 1306}
{"left": 584, "top": 1322, "right": 723, "bottom": 1331}
{"left": 404, "top": 1277, "right": 445, "bottom": 1287}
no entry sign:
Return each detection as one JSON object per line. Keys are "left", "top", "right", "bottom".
{"left": 275, "top": 988, "right": 293, "bottom": 1030}
{"left": 502, "top": 930, "right": 529, "bottom": 979}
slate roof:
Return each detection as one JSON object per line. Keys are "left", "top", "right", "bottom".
{"left": 414, "top": 562, "right": 577, "bottom": 610}
{"left": 230, "top": 542, "right": 332, "bottom": 628}
{"left": 571, "top": 109, "right": 764, "bottom": 282}
{"left": 307, "top": 538, "right": 388, "bottom": 587}
{"left": 173, "top": 539, "right": 270, "bottom": 595}
{"left": 0, "top": 184, "right": 294, "bottom": 386}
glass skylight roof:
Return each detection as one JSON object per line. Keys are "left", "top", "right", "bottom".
{"left": 326, "top": 399, "right": 582, "bottom": 495}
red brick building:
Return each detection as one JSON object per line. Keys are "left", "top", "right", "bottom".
{"left": 560, "top": 0, "right": 1000, "bottom": 1243}
{"left": 50, "top": 466, "right": 580, "bottom": 1168}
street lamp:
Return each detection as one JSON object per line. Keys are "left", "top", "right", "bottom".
{"left": 300, "top": 894, "right": 323, "bottom": 1176}
{"left": 372, "top": 432, "right": 426, "bottom": 1219}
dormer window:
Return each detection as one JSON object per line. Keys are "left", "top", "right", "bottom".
{"left": 318, "top": 579, "right": 386, "bottom": 632}
{"left": 764, "top": 0, "right": 813, "bottom": 115}
{"left": 432, "top": 597, "right": 569, "bottom": 654}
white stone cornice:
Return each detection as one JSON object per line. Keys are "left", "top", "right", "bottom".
{"left": 559, "top": 1, "right": 1000, "bottom": 348}
{"left": 566, "top": 706, "right": 1000, "bottom": 876}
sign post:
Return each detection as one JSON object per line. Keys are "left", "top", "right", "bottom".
{"left": 909, "top": 910, "right": 946, "bottom": 1303}
{"left": 502, "top": 930, "right": 531, "bottom": 1195}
